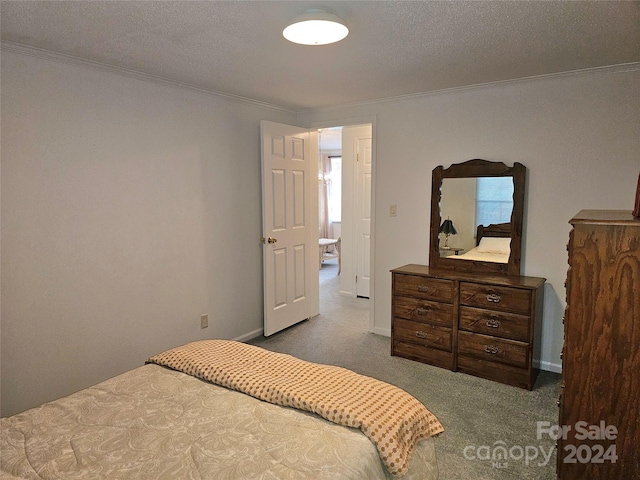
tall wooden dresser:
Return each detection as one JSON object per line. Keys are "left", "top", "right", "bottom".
{"left": 558, "top": 210, "right": 640, "bottom": 479}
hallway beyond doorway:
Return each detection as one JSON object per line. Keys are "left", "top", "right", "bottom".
{"left": 319, "top": 259, "right": 369, "bottom": 329}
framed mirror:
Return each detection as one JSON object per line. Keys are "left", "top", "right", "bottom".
{"left": 429, "top": 159, "right": 526, "bottom": 276}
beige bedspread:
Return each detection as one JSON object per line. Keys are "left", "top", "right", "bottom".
{"left": 2, "top": 361, "right": 439, "bottom": 479}
{"left": 147, "top": 340, "right": 444, "bottom": 476}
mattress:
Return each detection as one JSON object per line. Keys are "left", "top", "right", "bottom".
{"left": 1, "top": 359, "right": 439, "bottom": 479}
{"left": 449, "top": 246, "right": 509, "bottom": 263}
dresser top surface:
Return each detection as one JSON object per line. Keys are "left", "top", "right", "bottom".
{"left": 391, "top": 264, "right": 545, "bottom": 289}
{"left": 571, "top": 209, "right": 640, "bottom": 225}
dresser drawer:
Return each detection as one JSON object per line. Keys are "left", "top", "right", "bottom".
{"left": 394, "top": 297, "right": 453, "bottom": 327}
{"left": 394, "top": 274, "right": 453, "bottom": 303}
{"left": 457, "top": 355, "right": 532, "bottom": 390}
{"left": 459, "top": 306, "right": 530, "bottom": 342}
{"left": 393, "top": 318, "right": 452, "bottom": 352}
{"left": 457, "top": 331, "right": 529, "bottom": 368}
{"left": 392, "top": 340, "right": 454, "bottom": 370}
{"left": 460, "top": 282, "right": 531, "bottom": 315}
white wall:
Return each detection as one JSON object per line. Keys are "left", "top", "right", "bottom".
{"left": 298, "top": 66, "right": 640, "bottom": 374}
{"left": 1, "top": 51, "right": 296, "bottom": 416}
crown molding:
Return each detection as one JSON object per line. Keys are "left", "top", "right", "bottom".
{"left": 3, "top": 41, "right": 638, "bottom": 114}
{"left": 1, "top": 41, "right": 295, "bottom": 114}
{"left": 299, "top": 62, "right": 640, "bottom": 114}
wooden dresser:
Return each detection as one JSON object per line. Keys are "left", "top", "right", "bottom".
{"left": 557, "top": 210, "right": 640, "bottom": 479}
{"left": 391, "top": 264, "right": 545, "bottom": 390}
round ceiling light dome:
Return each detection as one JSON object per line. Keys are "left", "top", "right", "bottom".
{"left": 283, "top": 9, "right": 349, "bottom": 45}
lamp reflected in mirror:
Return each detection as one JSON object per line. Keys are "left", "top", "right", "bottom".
{"left": 439, "top": 218, "right": 457, "bottom": 249}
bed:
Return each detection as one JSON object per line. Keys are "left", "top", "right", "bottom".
{"left": 449, "top": 222, "right": 512, "bottom": 264}
{"left": 1, "top": 340, "right": 443, "bottom": 479}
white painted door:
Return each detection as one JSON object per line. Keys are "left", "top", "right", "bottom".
{"left": 356, "top": 135, "right": 372, "bottom": 298}
{"left": 260, "top": 121, "right": 319, "bottom": 336}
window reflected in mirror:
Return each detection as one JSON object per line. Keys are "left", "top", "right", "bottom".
{"left": 476, "top": 177, "right": 513, "bottom": 226}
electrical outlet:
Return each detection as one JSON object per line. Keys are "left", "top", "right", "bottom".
{"left": 201, "top": 314, "right": 209, "bottom": 329}
{"left": 389, "top": 204, "right": 397, "bottom": 216}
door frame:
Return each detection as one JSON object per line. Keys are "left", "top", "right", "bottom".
{"left": 308, "top": 116, "right": 377, "bottom": 334}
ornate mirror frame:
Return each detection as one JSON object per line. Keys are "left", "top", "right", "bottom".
{"left": 429, "top": 159, "right": 526, "bottom": 276}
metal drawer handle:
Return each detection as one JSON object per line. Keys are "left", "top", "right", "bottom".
{"left": 415, "top": 331, "right": 428, "bottom": 339}
{"left": 484, "top": 345, "right": 500, "bottom": 355}
{"left": 486, "top": 317, "right": 501, "bottom": 328}
{"left": 486, "top": 293, "right": 502, "bottom": 303}
{"left": 414, "top": 307, "right": 430, "bottom": 315}
{"left": 416, "top": 285, "right": 430, "bottom": 293}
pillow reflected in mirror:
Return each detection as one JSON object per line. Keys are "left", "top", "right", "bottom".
{"left": 476, "top": 237, "right": 511, "bottom": 255}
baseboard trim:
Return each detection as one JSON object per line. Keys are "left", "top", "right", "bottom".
{"left": 535, "top": 359, "right": 562, "bottom": 373}
{"left": 234, "top": 328, "right": 263, "bottom": 343}
{"left": 372, "top": 326, "right": 391, "bottom": 337}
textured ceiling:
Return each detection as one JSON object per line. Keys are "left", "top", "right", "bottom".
{"left": 2, "top": 1, "right": 639, "bottom": 110}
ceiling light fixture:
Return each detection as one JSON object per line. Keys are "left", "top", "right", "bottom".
{"left": 283, "top": 9, "right": 349, "bottom": 46}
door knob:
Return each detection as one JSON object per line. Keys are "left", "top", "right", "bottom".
{"left": 260, "top": 236, "right": 278, "bottom": 244}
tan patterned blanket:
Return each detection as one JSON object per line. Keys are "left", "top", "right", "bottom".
{"left": 147, "top": 340, "right": 443, "bottom": 476}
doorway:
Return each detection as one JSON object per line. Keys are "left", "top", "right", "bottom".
{"left": 317, "top": 123, "right": 374, "bottom": 328}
